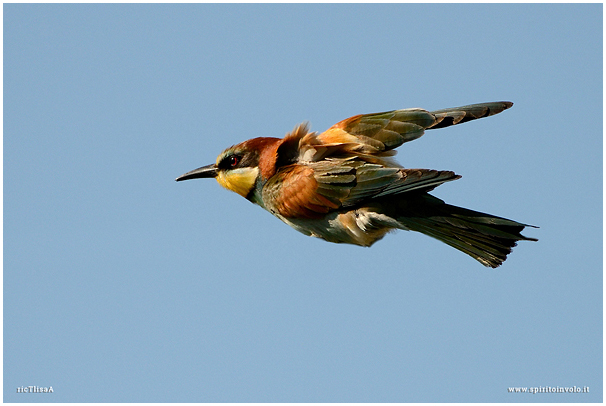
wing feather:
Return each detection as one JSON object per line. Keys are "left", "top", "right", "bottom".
{"left": 263, "top": 158, "right": 460, "bottom": 218}
{"left": 295, "top": 101, "right": 513, "bottom": 162}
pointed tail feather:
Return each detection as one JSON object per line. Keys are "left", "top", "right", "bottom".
{"left": 384, "top": 193, "right": 536, "bottom": 268}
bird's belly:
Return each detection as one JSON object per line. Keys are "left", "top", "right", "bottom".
{"left": 275, "top": 208, "right": 403, "bottom": 247}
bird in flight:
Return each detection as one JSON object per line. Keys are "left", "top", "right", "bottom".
{"left": 177, "top": 101, "right": 536, "bottom": 268}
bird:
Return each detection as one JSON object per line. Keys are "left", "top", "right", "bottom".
{"left": 176, "top": 101, "right": 536, "bottom": 268}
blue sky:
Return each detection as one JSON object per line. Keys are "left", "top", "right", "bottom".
{"left": 4, "top": 3, "right": 602, "bottom": 403}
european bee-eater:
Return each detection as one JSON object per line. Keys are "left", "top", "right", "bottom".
{"left": 177, "top": 101, "right": 536, "bottom": 268}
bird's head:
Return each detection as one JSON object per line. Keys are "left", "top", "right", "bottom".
{"left": 176, "top": 137, "right": 283, "bottom": 200}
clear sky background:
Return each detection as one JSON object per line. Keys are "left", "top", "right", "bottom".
{"left": 4, "top": 3, "right": 602, "bottom": 403}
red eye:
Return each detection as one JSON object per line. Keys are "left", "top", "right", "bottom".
{"left": 228, "top": 155, "right": 239, "bottom": 167}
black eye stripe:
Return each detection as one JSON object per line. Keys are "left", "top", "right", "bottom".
{"left": 219, "top": 153, "right": 242, "bottom": 169}
{"left": 218, "top": 150, "right": 260, "bottom": 170}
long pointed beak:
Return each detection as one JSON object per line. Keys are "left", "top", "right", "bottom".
{"left": 175, "top": 164, "right": 218, "bottom": 181}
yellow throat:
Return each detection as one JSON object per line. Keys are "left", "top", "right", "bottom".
{"left": 216, "top": 167, "right": 259, "bottom": 198}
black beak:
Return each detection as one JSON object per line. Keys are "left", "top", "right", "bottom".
{"left": 175, "top": 164, "right": 218, "bottom": 181}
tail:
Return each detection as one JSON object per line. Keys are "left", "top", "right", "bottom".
{"left": 384, "top": 193, "right": 537, "bottom": 268}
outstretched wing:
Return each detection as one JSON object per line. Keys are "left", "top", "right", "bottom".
{"left": 262, "top": 158, "right": 460, "bottom": 219}
{"left": 297, "top": 101, "right": 513, "bottom": 161}
{"left": 265, "top": 101, "right": 510, "bottom": 219}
